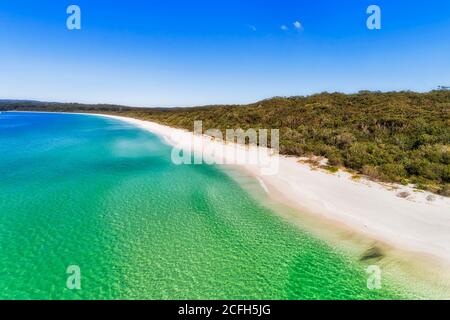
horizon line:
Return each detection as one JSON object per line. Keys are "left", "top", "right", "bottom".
{"left": 2, "top": 87, "right": 449, "bottom": 109}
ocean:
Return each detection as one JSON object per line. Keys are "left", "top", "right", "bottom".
{"left": 0, "top": 112, "right": 410, "bottom": 299}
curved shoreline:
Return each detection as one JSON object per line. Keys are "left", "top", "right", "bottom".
{"left": 83, "top": 113, "right": 450, "bottom": 266}
{"left": 7, "top": 111, "right": 450, "bottom": 297}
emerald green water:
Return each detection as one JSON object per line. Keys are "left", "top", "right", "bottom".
{"left": 0, "top": 112, "right": 410, "bottom": 299}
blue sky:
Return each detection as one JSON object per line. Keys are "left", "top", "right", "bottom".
{"left": 1, "top": 0, "right": 449, "bottom": 107}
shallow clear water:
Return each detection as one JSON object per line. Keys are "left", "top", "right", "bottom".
{"left": 0, "top": 112, "right": 411, "bottom": 299}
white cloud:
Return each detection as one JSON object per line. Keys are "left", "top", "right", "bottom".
{"left": 248, "top": 25, "right": 257, "bottom": 32}
{"left": 281, "top": 25, "right": 289, "bottom": 31}
{"left": 293, "top": 21, "right": 303, "bottom": 30}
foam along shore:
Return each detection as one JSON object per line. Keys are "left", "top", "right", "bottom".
{"left": 92, "top": 113, "right": 450, "bottom": 265}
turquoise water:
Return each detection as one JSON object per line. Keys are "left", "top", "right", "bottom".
{"left": 0, "top": 112, "right": 410, "bottom": 299}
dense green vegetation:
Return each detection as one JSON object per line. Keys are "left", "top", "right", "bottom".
{"left": 2, "top": 90, "right": 449, "bottom": 195}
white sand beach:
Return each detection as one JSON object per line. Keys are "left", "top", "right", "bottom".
{"left": 93, "top": 113, "right": 450, "bottom": 266}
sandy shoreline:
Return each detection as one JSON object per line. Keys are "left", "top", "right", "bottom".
{"left": 83, "top": 113, "right": 450, "bottom": 268}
